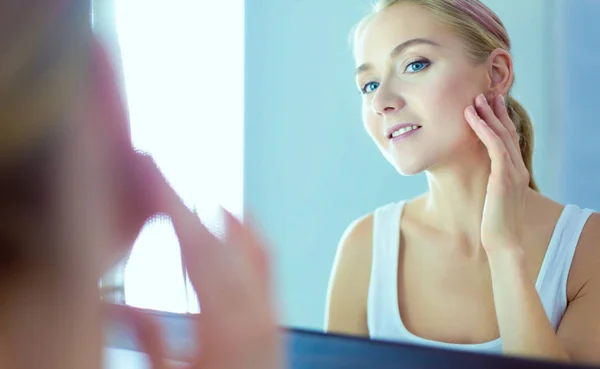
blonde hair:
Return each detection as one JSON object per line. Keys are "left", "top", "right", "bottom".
{"left": 0, "top": 2, "right": 91, "bottom": 162}
{"left": 0, "top": 2, "right": 152, "bottom": 291}
{"left": 354, "top": 0, "right": 538, "bottom": 191}
{"left": 0, "top": 1, "right": 92, "bottom": 284}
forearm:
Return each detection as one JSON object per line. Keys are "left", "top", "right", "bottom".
{"left": 487, "top": 248, "right": 570, "bottom": 362}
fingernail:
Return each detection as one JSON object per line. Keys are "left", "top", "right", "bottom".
{"left": 220, "top": 206, "right": 236, "bottom": 224}
{"left": 467, "top": 105, "right": 477, "bottom": 116}
{"left": 477, "top": 94, "right": 487, "bottom": 105}
{"left": 499, "top": 94, "right": 505, "bottom": 106}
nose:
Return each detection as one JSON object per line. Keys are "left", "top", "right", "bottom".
{"left": 371, "top": 83, "right": 405, "bottom": 116}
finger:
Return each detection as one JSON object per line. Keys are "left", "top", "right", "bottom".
{"left": 88, "top": 37, "right": 140, "bottom": 271}
{"left": 223, "top": 209, "right": 272, "bottom": 295}
{"left": 169, "top": 203, "right": 275, "bottom": 367}
{"left": 465, "top": 105, "right": 514, "bottom": 179}
{"left": 122, "top": 307, "right": 172, "bottom": 369}
{"left": 164, "top": 190, "right": 254, "bottom": 314}
{"left": 474, "top": 94, "right": 522, "bottom": 169}
{"left": 494, "top": 94, "right": 519, "bottom": 147}
{"left": 160, "top": 188, "right": 279, "bottom": 368}
{"left": 243, "top": 213, "right": 273, "bottom": 293}
{"left": 493, "top": 94, "right": 529, "bottom": 175}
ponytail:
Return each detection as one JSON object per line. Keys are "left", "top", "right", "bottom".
{"left": 506, "top": 95, "right": 538, "bottom": 191}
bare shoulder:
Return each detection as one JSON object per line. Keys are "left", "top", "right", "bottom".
{"left": 524, "top": 193, "right": 599, "bottom": 306}
{"left": 324, "top": 211, "right": 374, "bottom": 336}
{"left": 329, "top": 211, "right": 374, "bottom": 294}
{"left": 330, "top": 212, "right": 375, "bottom": 292}
{"left": 569, "top": 211, "right": 600, "bottom": 298}
{"left": 336, "top": 212, "right": 374, "bottom": 261}
{"left": 576, "top": 210, "right": 600, "bottom": 259}
{"left": 556, "top": 211, "right": 600, "bottom": 364}
{"left": 528, "top": 194, "right": 599, "bottom": 295}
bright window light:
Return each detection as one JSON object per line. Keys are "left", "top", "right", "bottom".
{"left": 115, "top": 0, "right": 245, "bottom": 313}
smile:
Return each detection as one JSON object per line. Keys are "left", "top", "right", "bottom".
{"left": 388, "top": 124, "right": 422, "bottom": 141}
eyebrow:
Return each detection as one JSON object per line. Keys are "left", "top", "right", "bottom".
{"left": 355, "top": 38, "right": 441, "bottom": 76}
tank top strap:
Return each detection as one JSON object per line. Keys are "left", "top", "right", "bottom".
{"left": 367, "top": 201, "right": 406, "bottom": 336}
{"left": 535, "top": 204, "right": 594, "bottom": 329}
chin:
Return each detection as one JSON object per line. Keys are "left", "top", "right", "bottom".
{"left": 388, "top": 156, "right": 430, "bottom": 176}
{"left": 395, "top": 165, "right": 426, "bottom": 176}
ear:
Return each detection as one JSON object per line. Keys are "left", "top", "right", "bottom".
{"left": 485, "top": 48, "right": 513, "bottom": 99}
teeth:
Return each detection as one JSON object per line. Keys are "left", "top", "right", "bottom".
{"left": 391, "top": 125, "right": 420, "bottom": 138}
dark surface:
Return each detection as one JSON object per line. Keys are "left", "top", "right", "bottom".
{"left": 286, "top": 328, "right": 598, "bottom": 369}
{"left": 105, "top": 306, "right": 600, "bottom": 369}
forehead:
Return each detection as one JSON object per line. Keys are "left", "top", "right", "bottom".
{"left": 353, "top": 3, "right": 452, "bottom": 65}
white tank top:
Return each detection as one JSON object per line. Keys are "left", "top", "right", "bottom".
{"left": 367, "top": 201, "right": 594, "bottom": 354}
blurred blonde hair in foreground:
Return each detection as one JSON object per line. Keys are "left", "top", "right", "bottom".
{"left": 0, "top": 1, "right": 91, "bottom": 161}
{"left": 0, "top": 1, "right": 135, "bottom": 290}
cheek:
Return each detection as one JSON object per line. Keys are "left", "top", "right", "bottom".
{"left": 114, "top": 152, "right": 157, "bottom": 242}
{"left": 92, "top": 38, "right": 132, "bottom": 150}
{"left": 423, "top": 71, "right": 479, "bottom": 134}
{"left": 362, "top": 100, "right": 384, "bottom": 145}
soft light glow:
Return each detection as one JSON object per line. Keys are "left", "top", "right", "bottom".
{"left": 115, "top": 0, "right": 245, "bottom": 313}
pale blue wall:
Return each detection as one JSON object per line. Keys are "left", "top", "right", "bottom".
{"left": 245, "top": 0, "right": 417, "bottom": 330}
{"left": 554, "top": 0, "right": 600, "bottom": 210}
{"left": 244, "top": 0, "right": 595, "bottom": 331}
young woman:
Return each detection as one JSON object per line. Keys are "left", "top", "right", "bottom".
{"left": 325, "top": 0, "right": 600, "bottom": 365}
{"left": 0, "top": 1, "right": 281, "bottom": 369}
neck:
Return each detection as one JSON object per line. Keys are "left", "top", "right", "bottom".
{"left": 422, "top": 144, "right": 494, "bottom": 250}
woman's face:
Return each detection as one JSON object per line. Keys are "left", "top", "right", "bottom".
{"left": 354, "top": 3, "right": 489, "bottom": 175}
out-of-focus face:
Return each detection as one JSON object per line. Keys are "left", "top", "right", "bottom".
{"left": 354, "top": 3, "right": 489, "bottom": 175}
{"left": 88, "top": 39, "right": 161, "bottom": 271}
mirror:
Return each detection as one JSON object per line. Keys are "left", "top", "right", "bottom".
{"left": 104, "top": 309, "right": 600, "bottom": 369}
{"left": 94, "top": 0, "right": 600, "bottom": 366}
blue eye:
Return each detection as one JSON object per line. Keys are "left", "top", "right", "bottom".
{"left": 361, "top": 81, "right": 380, "bottom": 94}
{"left": 405, "top": 59, "right": 430, "bottom": 73}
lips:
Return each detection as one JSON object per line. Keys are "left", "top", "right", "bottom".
{"left": 387, "top": 123, "right": 422, "bottom": 139}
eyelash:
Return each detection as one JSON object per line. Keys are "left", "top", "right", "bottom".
{"left": 360, "top": 58, "right": 432, "bottom": 94}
